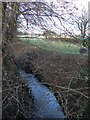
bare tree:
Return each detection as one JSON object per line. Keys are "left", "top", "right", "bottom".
{"left": 2, "top": 2, "right": 32, "bottom": 118}
{"left": 74, "top": 8, "right": 90, "bottom": 39}
{"left": 17, "top": 1, "right": 78, "bottom": 35}
{"left": 3, "top": 1, "right": 85, "bottom": 119}
{"left": 2, "top": 1, "right": 78, "bottom": 62}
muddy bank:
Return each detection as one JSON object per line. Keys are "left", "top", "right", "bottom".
{"left": 12, "top": 41, "right": 88, "bottom": 118}
{"left": 2, "top": 53, "right": 34, "bottom": 118}
{"left": 15, "top": 48, "right": 88, "bottom": 87}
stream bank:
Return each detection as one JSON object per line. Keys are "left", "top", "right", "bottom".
{"left": 20, "top": 71, "right": 66, "bottom": 118}
{"left": 13, "top": 41, "right": 88, "bottom": 118}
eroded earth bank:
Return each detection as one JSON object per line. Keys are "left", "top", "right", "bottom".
{"left": 11, "top": 40, "right": 88, "bottom": 118}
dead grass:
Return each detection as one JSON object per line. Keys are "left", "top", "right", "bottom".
{"left": 12, "top": 40, "right": 89, "bottom": 118}
{"left": 2, "top": 41, "right": 33, "bottom": 119}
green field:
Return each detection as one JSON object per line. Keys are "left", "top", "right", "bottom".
{"left": 19, "top": 37, "right": 82, "bottom": 55}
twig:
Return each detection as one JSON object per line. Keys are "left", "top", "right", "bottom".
{"left": 42, "top": 82, "right": 90, "bottom": 98}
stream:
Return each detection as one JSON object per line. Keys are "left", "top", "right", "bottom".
{"left": 20, "top": 71, "right": 66, "bottom": 119}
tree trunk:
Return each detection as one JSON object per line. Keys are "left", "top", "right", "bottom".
{"left": 2, "top": 3, "right": 18, "bottom": 60}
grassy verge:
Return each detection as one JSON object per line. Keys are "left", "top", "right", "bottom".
{"left": 12, "top": 39, "right": 89, "bottom": 118}
{"left": 19, "top": 37, "right": 81, "bottom": 55}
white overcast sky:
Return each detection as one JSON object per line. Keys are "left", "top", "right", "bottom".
{"left": 77, "top": 0, "right": 89, "bottom": 8}
{"left": 19, "top": 0, "right": 90, "bottom": 34}
{"left": 32, "top": 0, "right": 90, "bottom": 9}
{"left": 76, "top": 0, "right": 90, "bottom": 13}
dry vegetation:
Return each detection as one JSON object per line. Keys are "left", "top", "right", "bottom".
{"left": 2, "top": 40, "right": 33, "bottom": 118}
{"left": 2, "top": 2, "right": 89, "bottom": 119}
{"left": 12, "top": 39, "right": 89, "bottom": 118}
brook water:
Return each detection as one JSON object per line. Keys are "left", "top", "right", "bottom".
{"left": 20, "top": 71, "right": 65, "bottom": 119}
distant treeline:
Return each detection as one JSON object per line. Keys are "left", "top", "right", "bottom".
{"left": 17, "top": 34, "right": 82, "bottom": 44}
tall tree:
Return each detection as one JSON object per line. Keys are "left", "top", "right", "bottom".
{"left": 17, "top": 1, "right": 77, "bottom": 35}
{"left": 2, "top": 2, "right": 19, "bottom": 58}
{"left": 2, "top": 1, "right": 79, "bottom": 118}
{"left": 74, "top": 8, "right": 90, "bottom": 39}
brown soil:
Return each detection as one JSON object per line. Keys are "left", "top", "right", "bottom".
{"left": 12, "top": 40, "right": 89, "bottom": 118}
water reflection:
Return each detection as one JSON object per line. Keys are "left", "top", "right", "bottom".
{"left": 20, "top": 71, "right": 65, "bottom": 119}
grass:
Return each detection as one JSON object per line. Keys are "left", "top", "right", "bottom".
{"left": 19, "top": 37, "right": 81, "bottom": 55}
{"left": 12, "top": 39, "right": 88, "bottom": 118}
